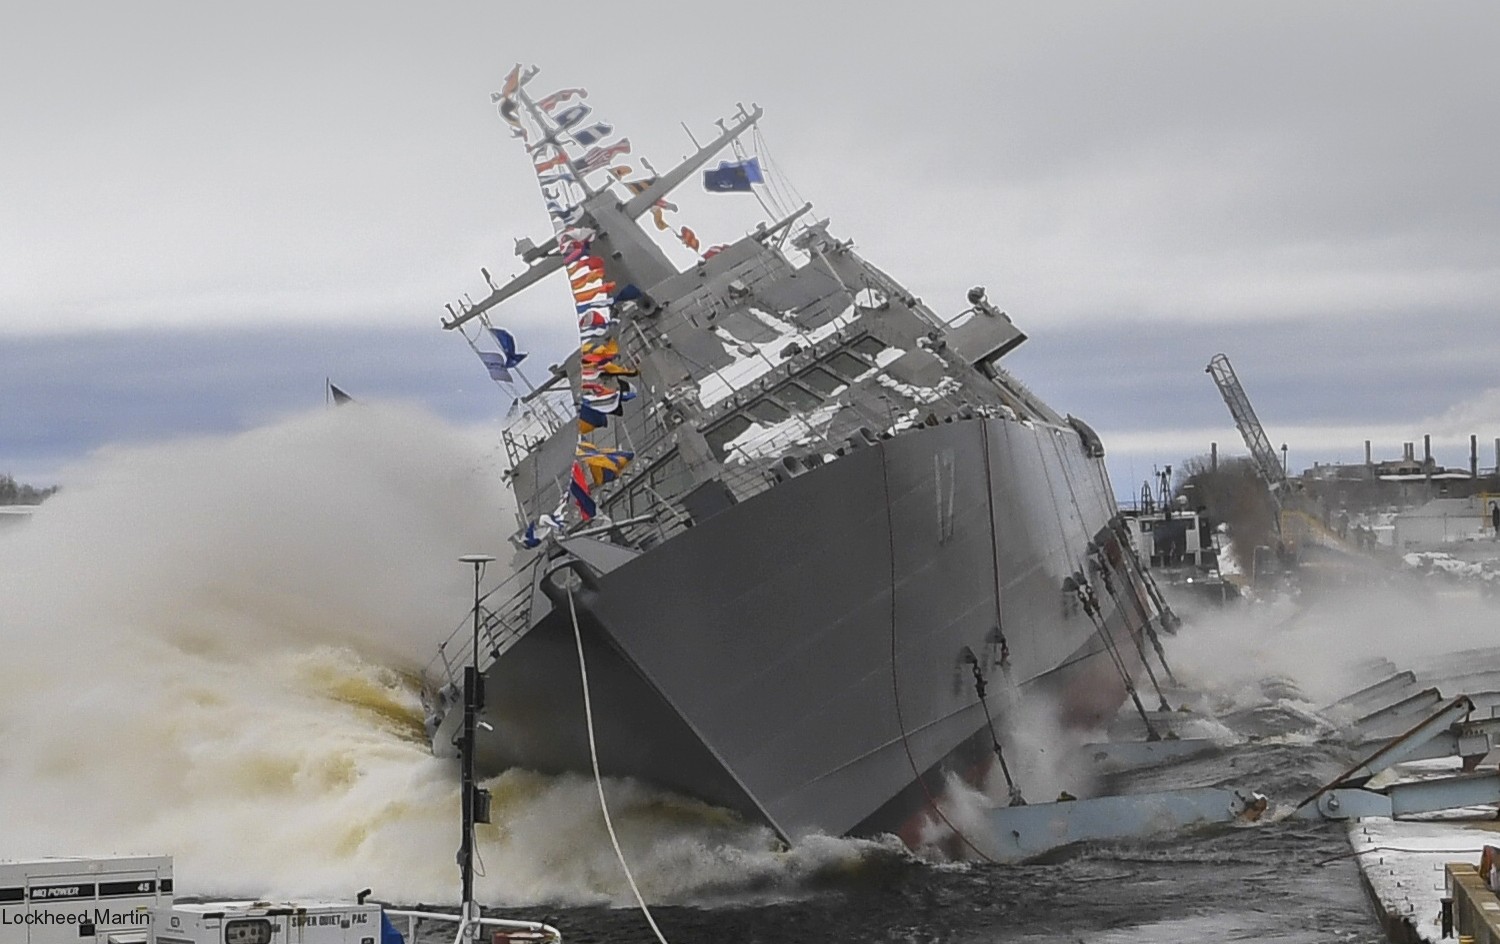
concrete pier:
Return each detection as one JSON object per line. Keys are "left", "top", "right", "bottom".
{"left": 1351, "top": 816, "right": 1500, "bottom": 942}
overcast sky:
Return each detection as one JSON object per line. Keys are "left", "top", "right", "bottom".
{"left": 4, "top": 1, "right": 1498, "bottom": 495}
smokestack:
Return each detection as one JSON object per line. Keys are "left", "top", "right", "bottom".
{"left": 1211, "top": 442, "right": 1218, "bottom": 472}
{"left": 1404, "top": 442, "right": 1414, "bottom": 462}
{"left": 1424, "top": 434, "right": 1432, "bottom": 467}
{"left": 1365, "top": 440, "right": 1372, "bottom": 466}
{"left": 1472, "top": 435, "right": 1479, "bottom": 477}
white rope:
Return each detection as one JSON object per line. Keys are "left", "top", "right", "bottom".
{"left": 750, "top": 126, "right": 805, "bottom": 226}
{"left": 565, "top": 585, "right": 672, "bottom": 944}
{"left": 732, "top": 136, "right": 783, "bottom": 221}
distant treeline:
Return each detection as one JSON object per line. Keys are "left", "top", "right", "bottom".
{"left": 0, "top": 474, "right": 58, "bottom": 505}
{"left": 1175, "top": 455, "right": 1278, "bottom": 553}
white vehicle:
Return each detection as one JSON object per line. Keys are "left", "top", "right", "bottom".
{"left": 154, "top": 900, "right": 558, "bottom": 944}
{"left": 3, "top": 860, "right": 557, "bottom": 944}
{"left": 0, "top": 856, "right": 173, "bottom": 944}
{"left": 154, "top": 901, "right": 387, "bottom": 944}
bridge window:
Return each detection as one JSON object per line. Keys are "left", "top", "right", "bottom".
{"left": 824, "top": 351, "right": 873, "bottom": 380}
{"left": 648, "top": 451, "right": 691, "bottom": 495}
{"left": 773, "top": 381, "right": 822, "bottom": 412}
{"left": 744, "top": 398, "right": 790, "bottom": 425}
{"left": 797, "top": 366, "right": 846, "bottom": 396}
{"left": 705, "top": 415, "right": 755, "bottom": 458}
{"left": 609, "top": 485, "right": 637, "bottom": 518}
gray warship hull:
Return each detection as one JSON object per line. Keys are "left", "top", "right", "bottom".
{"left": 427, "top": 71, "right": 1168, "bottom": 847}
{"left": 444, "top": 414, "right": 1151, "bottom": 842}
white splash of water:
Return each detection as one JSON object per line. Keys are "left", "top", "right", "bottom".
{"left": 0, "top": 404, "right": 880, "bottom": 905}
{"left": 905, "top": 690, "right": 1105, "bottom": 863}
{"left": 1000, "top": 690, "right": 1103, "bottom": 804}
{"left": 1162, "top": 584, "right": 1500, "bottom": 709}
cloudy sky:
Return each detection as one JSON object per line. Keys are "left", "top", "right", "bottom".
{"left": 4, "top": 1, "right": 1498, "bottom": 496}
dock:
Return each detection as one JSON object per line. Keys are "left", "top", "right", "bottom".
{"left": 981, "top": 653, "right": 1500, "bottom": 941}
{"left": 1352, "top": 817, "right": 1500, "bottom": 943}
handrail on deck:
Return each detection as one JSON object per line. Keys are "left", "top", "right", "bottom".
{"left": 424, "top": 558, "right": 542, "bottom": 684}
{"left": 384, "top": 907, "right": 561, "bottom": 944}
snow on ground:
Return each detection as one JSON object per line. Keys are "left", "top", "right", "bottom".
{"left": 1349, "top": 816, "right": 1500, "bottom": 942}
{"left": 1404, "top": 549, "right": 1500, "bottom": 584}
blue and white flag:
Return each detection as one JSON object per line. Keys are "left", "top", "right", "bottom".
{"left": 551, "top": 103, "right": 592, "bottom": 130}
{"left": 539, "top": 504, "right": 567, "bottom": 534}
{"left": 477, "top": 351, "right": 513, "bottom": 383}
{"left": 488, "top": 328, "right": 529, "bottom": 368}
{"left": 703, "top": 157, "right": 763, "bottom": 192}
{"left": 521, "top": 521, "right": 541, "bottom": 549}
{"left": 577, "top": 400, "right": 610, "bottom": 433}
{"left": 570, "top": 122, "right": 614, "bottom": 146}
{"left": 545, "top": 199, "right": 583, "bottom": 224}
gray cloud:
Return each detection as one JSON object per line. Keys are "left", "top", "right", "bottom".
{"left": 1012, "top": 306, "right": 1500, "bottom": 432}
{"left": 4, "top": 1, "right": 1498, "bottom": 490}
{"left": 1005, "top": 305, "right": 1500, "bottom": 490}
{"left": 5, "top": 2, "right": 1497, "bottom": 331}
{"left": 0, "top": 322, "right": 568, "bottom": 484}
{"left": 4, "top": 308, "right": 1495, "bottom": 497}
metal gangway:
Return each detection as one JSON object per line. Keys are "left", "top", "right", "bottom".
{"left": 980, "top": 676, "right": 1500, "bottom": 862}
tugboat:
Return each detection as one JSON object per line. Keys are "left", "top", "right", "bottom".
{"left": 423, "top": 65, "right": 1174, "bottom": 847}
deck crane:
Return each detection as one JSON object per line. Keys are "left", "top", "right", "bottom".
{"left": 1206, "top": 353, "right": 1289, "bottom": 500}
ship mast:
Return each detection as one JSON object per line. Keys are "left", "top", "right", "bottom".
{"left": 441, "top": 101, "right": 764, "bottom": 332}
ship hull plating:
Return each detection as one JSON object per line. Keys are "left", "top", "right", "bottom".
{"left": 467, "top": 415, "right": 1149, "bottom": 842}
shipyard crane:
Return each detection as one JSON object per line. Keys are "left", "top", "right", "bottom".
{"left": 1206, "top": 353, "right": 1289, "bottom": 499}
{"left": 1207, "top": 353, "right": 1369, "bottom": 556}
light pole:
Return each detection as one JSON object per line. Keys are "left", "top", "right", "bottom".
{"left": 456, "top": 553, "right": 495, "bottom": 934}
{"left": 459, "top": 554, "right": 495, "bottom": 673}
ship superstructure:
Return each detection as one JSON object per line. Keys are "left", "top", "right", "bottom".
{"left": 423, "top": 66, "right": 1173, "bottom": 845}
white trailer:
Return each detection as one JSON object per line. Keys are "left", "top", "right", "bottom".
{"left": 153, "top": 901, "right": 559, "bottom": 944}
{"left": 153, "top": 901, "right": 387, "bottom": 944}
{"left": 0, "top": 856, "right": 173, "bottom": 944}
{"left": 3, "top": 858, "right": 559, "bottom": 944}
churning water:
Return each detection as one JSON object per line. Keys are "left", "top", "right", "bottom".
{"left": 0, "top": 405, "right": 867, "bottom": 905}
{"left": 8, "top": 403, "right": 1489, "bottom": 940}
